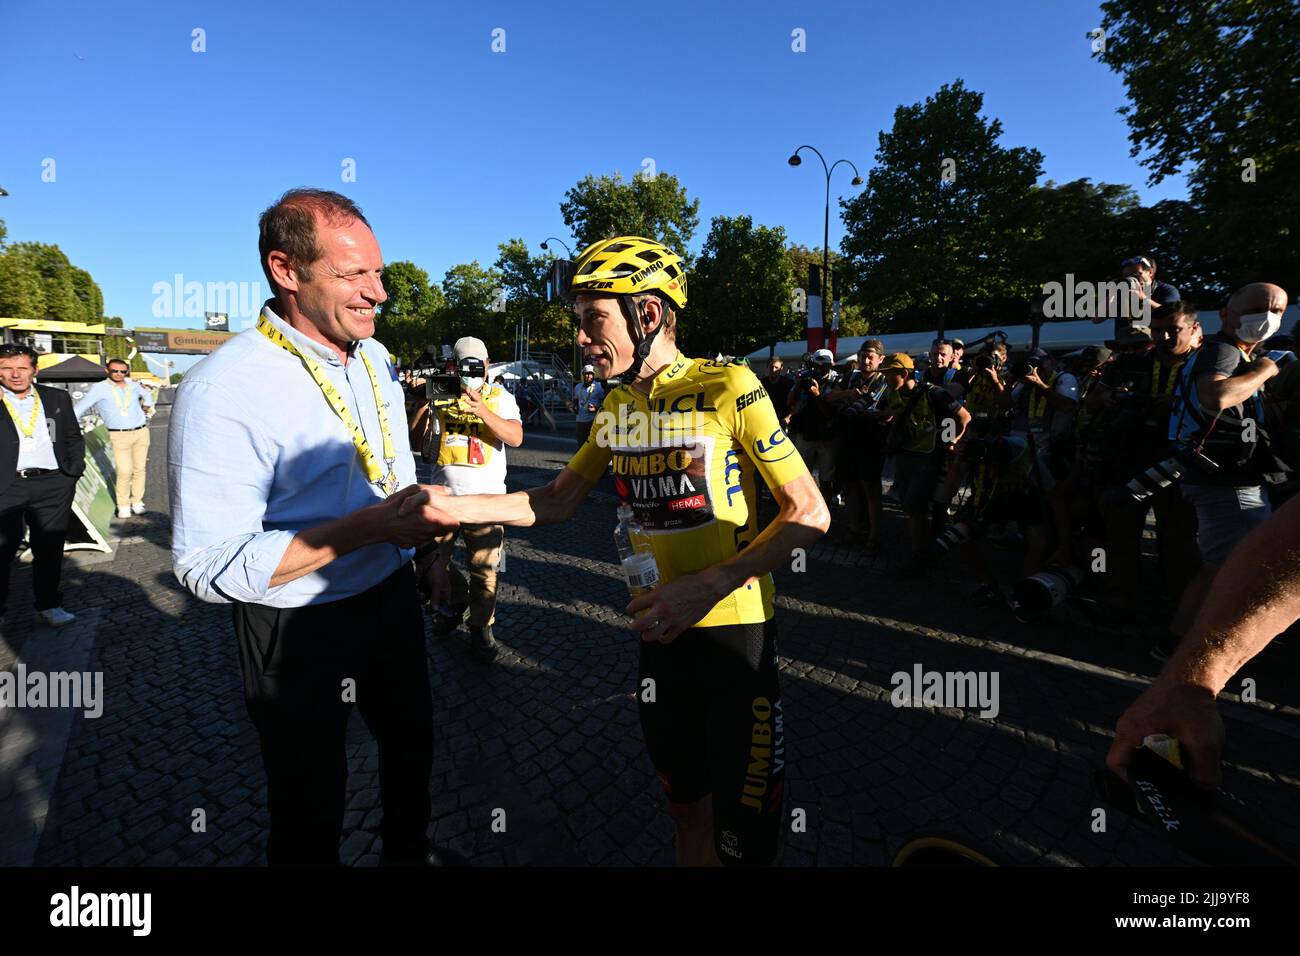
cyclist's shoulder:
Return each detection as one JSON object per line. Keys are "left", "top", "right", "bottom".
{"left": 676, "top": 355, "right": 762, "bottom": 396}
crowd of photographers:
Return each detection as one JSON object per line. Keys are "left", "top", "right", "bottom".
{"left": 772, "top": 267, "right": 1297, "bottom": 661}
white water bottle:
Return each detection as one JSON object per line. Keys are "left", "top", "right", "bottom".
{"left": 614, "top": 503, "right": 659, "bottom": 597}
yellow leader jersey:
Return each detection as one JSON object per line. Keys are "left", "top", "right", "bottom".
{"left": 567, "top": 353, "right": 809, "bottom": 628}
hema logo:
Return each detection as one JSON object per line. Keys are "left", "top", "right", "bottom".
{"left": 50, "top": 886, "right": 151, "bottom": 936}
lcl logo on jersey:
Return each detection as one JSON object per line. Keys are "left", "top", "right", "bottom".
{"left": 752, "top": 427, "right": 794, "bottom": 463}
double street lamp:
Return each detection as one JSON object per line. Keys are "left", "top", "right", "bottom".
{"left": 787, "top": 146, "right": 863, "bottom": 325}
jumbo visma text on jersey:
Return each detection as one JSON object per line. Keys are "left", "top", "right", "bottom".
{"left": 568, "top": 355, "right": 809, "bottom": 629}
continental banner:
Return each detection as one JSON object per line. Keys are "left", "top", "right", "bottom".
{"left": 132, "top": 329, "right": 235, "bottom": 354}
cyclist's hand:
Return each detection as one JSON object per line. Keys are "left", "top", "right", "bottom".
{"left": 1106, "top": 679, "right": 1225, "bottom": 788}
{"left": 625, "top": 570, "right": 730, "bottom": 644}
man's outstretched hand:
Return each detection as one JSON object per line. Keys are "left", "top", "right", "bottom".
{"left": 370, "top": 484, "right": 459, "bottom": 547}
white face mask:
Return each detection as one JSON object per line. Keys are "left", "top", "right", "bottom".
{"left": 1237, "top": 310, "right": 1282, "bottom": 344}
{"left": 460, "top": 376, "right": 485, "bottom": 392}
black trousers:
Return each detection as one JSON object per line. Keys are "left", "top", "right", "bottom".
{"left": 232, "top": 564, "right": 434, "bottom": 866}
{"left": 0, "top": 471, "right": 77, "bottom": 615}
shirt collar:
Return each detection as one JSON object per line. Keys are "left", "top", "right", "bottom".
{"left": 261, "top": 301, "right": 357, "bottom": 367}
{"left": 643, "top": 351, "right": 688, "bottom": 396}
{"left": 1, "top": 385, "right": 35, "bottom": 401}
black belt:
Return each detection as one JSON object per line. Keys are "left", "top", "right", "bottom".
{"left": 16, "top": 468, "right": 59, "bottom": 479}
{"left": 109, "top": 425, "right": 146, "bottom": 432}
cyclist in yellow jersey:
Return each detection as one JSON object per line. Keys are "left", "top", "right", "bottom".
{"left": 406, "top": 236, "right": 830, "bottom": 866}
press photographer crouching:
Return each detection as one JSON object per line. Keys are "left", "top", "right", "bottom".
{"left": 409, "top": 336, "right": 523, "bottom": 663}
{"left": 1156, "top": 283, "right": 1293, "bottom": 662}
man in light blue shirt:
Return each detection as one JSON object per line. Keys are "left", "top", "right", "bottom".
{"left": 74, "top": 359, "right": 155, "bottom": 518}
{"left": 168, "top": 188, "right": 451, "bottom": 866}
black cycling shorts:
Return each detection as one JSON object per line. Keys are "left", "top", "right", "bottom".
{"left": 638, "top": 618, "right": 785, "bottom": 867}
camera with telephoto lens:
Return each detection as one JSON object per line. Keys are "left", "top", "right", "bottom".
{"left": 1119, "top": 442, "right": 1220, "bottom": 504}
{"left": 1012, "top": 565, "right": 1085, "bottom": 623}
{"left": 424, "top": 373, "right": 461, "bottom": 405}
{"left": 932, "top": 521, "right": 973, "bottom": 554}
{"left": 972, "top": 353, "right": 995, "bottom": 371}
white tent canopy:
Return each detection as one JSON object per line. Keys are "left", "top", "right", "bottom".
{"left": 744, "top": 306, "right": 1300, "bottom": 365}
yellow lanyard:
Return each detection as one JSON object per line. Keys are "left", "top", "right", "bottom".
{"left": 4, "top": 389, "right": 42, "bottom": 439}
{"left": 1151, "top": 359, "right": 1184, "bottom": 398}
{"left": 256, "top": 316, "right": 399, "bottom": 494}
{"left": 1028, "top": 371, "right": 1059, "bottom": 423}
{"left": 112, "top": 381, "right": 134, "bottom": 416}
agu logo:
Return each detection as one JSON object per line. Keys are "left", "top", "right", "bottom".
{"left": 752, "top": 427, "right": 794, "bottom": 463}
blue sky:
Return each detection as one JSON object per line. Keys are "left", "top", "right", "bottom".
{"left": 2, "top": 0, "right": 1185, "bottom": 365}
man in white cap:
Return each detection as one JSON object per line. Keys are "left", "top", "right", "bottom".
{"left": 572, "top": 362, "right": 605, "bottom": 447}
{"left": 414, "top": 336, "right": 522, "bottom": 662}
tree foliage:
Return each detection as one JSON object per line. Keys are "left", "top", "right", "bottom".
{"left": 376, "top": 260, "right": 442, "bottom": 365}
{"left": 840, "top": 81, "right": 1045, "bottom": 331}
{"left": 1095, "top": 0, "right": 1299, "bottom": 296}
{"left": 560, "top": 171, "right": 700, "bottom": 259}
{"left": 687, "top": 216, "right": 795, "bottom": 357}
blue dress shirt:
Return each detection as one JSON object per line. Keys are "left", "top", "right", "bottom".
{"left": 168, "top": 303, "right": 417, "bottom": 607}
{"left": 74, "top": 379, "right": 153, "bottom": 429}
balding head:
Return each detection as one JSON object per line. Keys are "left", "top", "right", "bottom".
{"left": 1222, "top": 282, "right": 1289, "bottom": 350}
{"left": 1226, "top": 282, "right": 1288, "bottom": 316}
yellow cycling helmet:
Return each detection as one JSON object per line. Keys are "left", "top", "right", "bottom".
{"left": 569, "top": 235, "right": 688, "bottom": 311}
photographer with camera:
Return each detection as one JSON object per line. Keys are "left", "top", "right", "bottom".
{"left": 1156, "top": 283, "right": 1292, "bottom": 662}
{"left": 787, "top": 348, "right": 840, "bottom": 500}
{"left": 954, "top": 338, "right": 1008, "bottom": 428}
{"left": 826, "top": 340, "right": 888, "bottom": 550}
{"left": 1003, "top": 348, "right": 1078, "bottom": 565}
{"left": 1092, "top": 255, "right": 1181, "bottom": 341}
{"left": 410, "top": 336, "right": 523, "bottom": 663}
{"left": 878, "top": 353, "right": 971, "bottom": 575}
{"left": 1083, "top": 308, "right": 1202, "bottom": 630}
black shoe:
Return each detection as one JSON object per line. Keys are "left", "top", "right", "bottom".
{"left": 468, "top": 624, "right": 499, "bottom": 663}
{"left": 431, "top": 603, "right": 468, "bottom": 636}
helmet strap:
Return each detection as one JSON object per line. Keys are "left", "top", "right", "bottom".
{"left": 619, "top": 294, "right": 663, "bottom": 383}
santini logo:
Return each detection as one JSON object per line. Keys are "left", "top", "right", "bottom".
{"left": 50, "top": 886, "right": 151, "bottom": 936}
{"left": 890, "top": 665, "right": 999, "bottom": 719}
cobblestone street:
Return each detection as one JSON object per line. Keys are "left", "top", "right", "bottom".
{"left": 2, "top": 407, "right": 1298, "bottom": 867}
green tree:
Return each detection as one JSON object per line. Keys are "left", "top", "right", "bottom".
{"left": 442, "top": 261, "right": 508, "bottom": 358}
{"left": 68, "top": 266, "right": 104, "bottom": 321}
{"left": 6, "top": 242, "right": 86, "bottom": 322}
{"left": 1095, "top": 1, "right": 1300, "bottom": 295}
{"left": 560, "top": 171, "right": 700, "bottom": 258}
{"left": 0, "top": 250, "right": 47, "bottom": 320}
{"left": 840, "top": 80, "right": 1044, "bottom": 332}
{"left": 494, "top": 238, "right": 576, "bottom": 361}
{"left": 170, "top": 372, "right": 185, "bottom": 385}
{"left": 376, "top": 260, "right": 442, "bottom": 365}
{"left": 103, "top": 317, "right": 129, "bottom": 362}
{"left": 785, "top": 244, "right": 869, "bottom": 341}
{"left": 687, "top": 216, "right": 795, "bottom": 357}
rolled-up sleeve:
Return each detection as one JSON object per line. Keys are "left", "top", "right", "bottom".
{"left": 73, "top": 383, "right": 98, "bottom": 420}
{"left": 168, "top": 379, "right": 296, "bottom": 604}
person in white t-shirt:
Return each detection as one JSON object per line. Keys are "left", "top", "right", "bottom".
{"left": 414, "top": 336, "right": 522, "bottom": 662}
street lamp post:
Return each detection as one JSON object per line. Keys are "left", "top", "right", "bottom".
{"left": 540, "top": 237, "right": 572, "bottom": 258}
{"left": 788, "top": 146, "right": 863, "bottom": 353}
